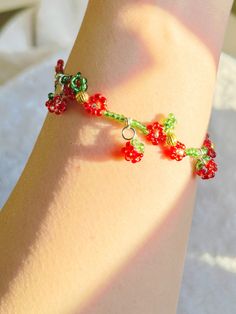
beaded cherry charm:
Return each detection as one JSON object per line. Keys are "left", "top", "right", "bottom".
{"left": 121, "top": 141, "right": 144, "bottom": 163}
{"left": 121, "top": 118, "right": 145, "bottom": 163}
{"left": 195, "top": 157, "right": 218, "bottom": 179}
{"left": 155, "top": 113, "right": 187, "bottom": 161}
{"left": 45, "top": 93, "right": 67, "bottom": 114}
{"left": 185, "top": 133, "right": 218, "bottom": 179}
{"left": 194, "top": 134, "right": 218, "bottom": 179}
{"left": 45, "top": 59, "right": 88, "bottom": 114}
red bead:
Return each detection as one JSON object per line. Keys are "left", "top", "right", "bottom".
{"left": 45, "top": 95, "right": 67, "bottom": 114}
{"left": 196, "top": 159, "right": 218, "bottom": 179}
{"left": 167, "top": 141, "right": 186, "bottom": 161}
{"left": 83, "top": 93, "right": 107, "bottom": 116}
{"left": 203, "top": 133, "right": 211, "bottom": 148}
{"left": 55, "top": 59, "right": 64, "bottom": 74}
{"left": 203, "top": 133, "right": 217, "bottom": 158}
{"left": 207, "top": 147, "right": 216, "bottom": 158}
{"left": 121, "top": 141, "right": 144, "bottom": 163}
{"left": 145, "top": 122, "right": 166, "bottom": 145}
{"left": 63, "top": 84, "right": 76, "bottom": 100}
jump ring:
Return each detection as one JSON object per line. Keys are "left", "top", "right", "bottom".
{"left": 122, "top": 117, "right": 136, "bottom": 140}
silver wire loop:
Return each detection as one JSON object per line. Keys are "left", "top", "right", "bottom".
{"left": 122, "top": 117, "right": 136, "bottom": 140}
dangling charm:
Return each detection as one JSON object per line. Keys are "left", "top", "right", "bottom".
{"left": 194, "top": 133, "right": 218, "bottom": 179}
{"left": 195, "top": 156, "right": 218, "bottom": 179}
{"left": 45, "top": 93, "right": 67, "bottom": 114}
{"left": 160, "top": 113, "right": 186, "bottom": 161}
{"left": 121, "top": 118, "right": 144, "bottom": 163}
{"left": 45, "top": 60, "right": 77, "bottom": 114}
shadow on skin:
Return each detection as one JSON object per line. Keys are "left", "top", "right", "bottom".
{"left": 71, "top": 177, "right": 197, "bottom": 314}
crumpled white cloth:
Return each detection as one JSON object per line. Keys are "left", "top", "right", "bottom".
{"left": 0, "top": 1, "right": 236, "bottom": 313}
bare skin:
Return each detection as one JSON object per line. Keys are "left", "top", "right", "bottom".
{"left": 0, "top": 1, "right": 233, "bottom": 313}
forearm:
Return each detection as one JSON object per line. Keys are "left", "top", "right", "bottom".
{"left": 0, "top": 1, "right": 233, "bottom": 313}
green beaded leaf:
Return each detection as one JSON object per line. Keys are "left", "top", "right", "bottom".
{"left": 195, "top": 159, "right": 204, "bottom": 170}
{"left": 163, "top": 113, "right": 177, "bottom": 134}
{"left": 131, "top": 137, "right": 145, "bottom": 153}
{"left": 103, "top": 110, "right": 126, "bottom": 122}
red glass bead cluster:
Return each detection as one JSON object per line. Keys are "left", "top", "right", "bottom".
{"left": 121, "top": 141, "right": 144, "bottom": 163}
{"left": 194, "top": 134, "right": 218, "bottom": 179}
{"left": 83, "top": 93, "right": 107, "bottom": 116}
{"left": 44, "top": 59, "right": 218, "bottom": 180}
{"left": 145, "top": 122, "right": 166, "bottom": 145}
{"left": 167, "top": 141, "right": 187, "bottom": 161}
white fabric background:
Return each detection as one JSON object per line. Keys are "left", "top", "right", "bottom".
{"left": 0, "top": 1, "right": 236, "bottom": 313}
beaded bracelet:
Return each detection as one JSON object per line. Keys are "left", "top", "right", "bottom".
{"left": 44, "top": 59, "right": 218, "bottom": 180}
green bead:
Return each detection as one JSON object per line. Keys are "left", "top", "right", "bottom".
{"left": 202, "top": 155, "right": 211, "bottom": 162}
{"left": 185, "top": 148, "right": 201, "bottom": 158}
{"left": 48, "top": 92, "right": 54, "bottom": 100}
{"left": 201, "top": 146, "right": 208, "bottom": 155}
{"left": 61, "top": 75, "right": 70, "bottom": 84}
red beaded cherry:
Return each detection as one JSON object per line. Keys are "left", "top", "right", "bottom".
{"left": 55, "top": 59, "right": 64, "bottom": 74}
{"left": 45, "top": 95, "right": 67, "bottom": 114}
{"left": 121, "top": 141, "right": 144, "bottom": 163}
{"left": 167, "top": 141, "right": 186, "bottom": 161}
{"left": 145, "top": 121, "right": 166, "bottom": 145}
{"left": 196, "top": 159, "right": 218, "bottom": 180}
{"left": 83, "top": 93, "right": 107, "bottom": 116}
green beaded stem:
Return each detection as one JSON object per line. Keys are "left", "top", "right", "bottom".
{"left": 103, "top": 110, "right": 126, "bottom": 122}
{"left": 103, "top": 110, "right": 149, "bottom": 135}
{"left": 185, "top": 146, "right": 208, "bottom": 158}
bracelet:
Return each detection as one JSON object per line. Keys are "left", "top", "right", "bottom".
{"left": 44, "top": 59, "right": 218, "bottom": 180}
